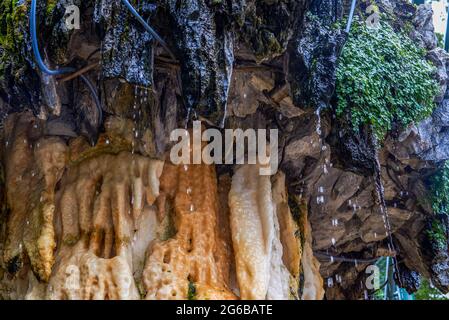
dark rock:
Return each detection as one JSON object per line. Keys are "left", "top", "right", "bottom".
{"left": 328, "top": 118, "right": 376, "bottom": 176}
{"left": 288, "top": 0, "right": 346, "bottom": 111}
{"left": 240, "top": 0, "right": 306, "bottom": 62}
{"left": 410, "top": 3, "right": 437, "bottom": 50}
{"left": 95, "top": 0, "right": 154, "bottom": 87}
{"left": 159, "top": 0, "right": 235, "bottom": 127}
{"left": 422, "top": 215, "right": 449, "bottom": 292}
{"left": 427, "top": 48, "right": 448, "bottom": 104}
{"left": 398, "top": 265, "right": 421, "bottom": 294}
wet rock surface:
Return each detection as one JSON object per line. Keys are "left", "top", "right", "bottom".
{"left": 1, "top": 0, "right": 449, "bottom": 300}
{"left": 288, "top": 0, "right": 346, "bottom": 110}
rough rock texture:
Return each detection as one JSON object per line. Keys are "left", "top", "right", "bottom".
{"left": 288, "top": 0, "right": 346, "bottom": 110}
{"left": 1, "top": 0, "right": 449, "bottom": 300}
{"left": 143, "top": 160, "right": 236, "bottom": 300}
{"left": 94, "top": 0, "right": 154, "bottom": 86}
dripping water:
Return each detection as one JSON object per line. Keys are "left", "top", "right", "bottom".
{"left": 371, "top": 132, "right": 403, "bottom": 287}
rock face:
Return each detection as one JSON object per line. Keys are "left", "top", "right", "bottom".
{"left": 288, "top": 0, "right": 346, "bottom": 110}
{"left": 1, "top": 0, "right": 449, "bottom": 300}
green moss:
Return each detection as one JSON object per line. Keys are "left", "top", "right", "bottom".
{"left": 336, "top": 21, "right": 439, "bottom": 141}
{"left": 426, "top": 161, "right": 449, "bottom": 249}
{"left": 63, "top": 234, "right": 80, "bottom": 246}
{"left": 187, "top": 281, "right": 197, "bottom": 300}
{"left": 429, "top": 161, "right": 449, "bottom": 215}
{"left": 436, "top": 32, "right": 445, "bottom": 49}
{"left": 0, "top": 0, "right": 28, "bottom": 51}
{"left": 415, "top": 278, "right": 448, "bottom": 300}
{"left": 427, "top": 219, "right": 447, "bottom": 250}
{"left": 45, "top": 0, "right": 57, "bottom": 16}
{"left": 0, "top": 0, "right": 29, "bottom": 82}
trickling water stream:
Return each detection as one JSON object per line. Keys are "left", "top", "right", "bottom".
{"left": 371, "top": 133, "right": 402, "bottom": 287}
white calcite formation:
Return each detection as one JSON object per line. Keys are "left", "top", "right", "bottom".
{"left": 0, "top": 113, "right": 324, "bottom": 300}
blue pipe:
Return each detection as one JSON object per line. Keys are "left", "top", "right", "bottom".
{"left": 345, "top": 0, "right": 357, "bottom": 33}
{"left": 30, "top": 0, "right": 75, "bottom": 75}
{"left": 121, "top": 0, "right": 175, "bottom": 59}
{"left": 30, "top": 0, "right": 102, "bottom": 125}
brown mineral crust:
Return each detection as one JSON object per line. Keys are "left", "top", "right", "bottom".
{"left": 143, "top": 162, "right": 237, "bottom": 300}
{"left": 2, "top": 113, "right": 67, "bottom": 281}
{"left": 216, "top": 174, "right": 236, "bottom": 290}
{"left": 48, "top": 144, "right": 164, "bottom": 299}
{"left": 272, "top": 173, "right": 302, "bottom": 278}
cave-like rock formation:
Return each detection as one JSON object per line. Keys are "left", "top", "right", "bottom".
{"left": 1, "top": 0, "right": 449, "bottom": 300}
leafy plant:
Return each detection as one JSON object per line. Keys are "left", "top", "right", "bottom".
{"left": 187, "top": 281, "right": 197, "bottom": 300}
{"left": 436, "top": 32, "right": 445, "bottom": 49}
{"left": 415, "top": 278, "right": 448, "bottom": 300}
{"left": 426, "top": 219, "right": 447, "bottom": 250}
{"left": 336, "top": 21, "right": 439, "bottom": 140}
{"left": 429, "top": 161, "right": 449, "bottom": 215}
{"left": 425, "top": 161, "right": 449, "bottom": 249}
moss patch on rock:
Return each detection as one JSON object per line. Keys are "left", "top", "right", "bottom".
{"left": 336, "top": 21, "right": 439, "bottom": 141}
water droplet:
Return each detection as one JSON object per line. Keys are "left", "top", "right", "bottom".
{"left": 184, "top": 165, "right": 188, "bottom": 172}
{"left": 106, "top": 139, "right": 110, "bottom": 145}
{"left": 187, "top": 187, "right": 192, "bottom": 195}
{"left": 190, "top": 204, "right": 195, "bottom": 212}
{"left": 336, "top": 274, "right": 342, "bottom": 283}
{"left": 331, "top": 238, "right": 336, "bottom": 246}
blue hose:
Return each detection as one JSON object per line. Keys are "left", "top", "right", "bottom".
{"left": 30, "top": 0, "right": 75, "bottom": 75}
{"left": 30, "top": 0, "right": 103, "bottom": 126}
{"left": 121, "top": 0, "right": 175, "bottom": 60}
{"left": 345, "top": 0, "right": 357, "bottom": 33}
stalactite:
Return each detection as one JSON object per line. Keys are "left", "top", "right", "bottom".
{"left": 2, "top": 112, "right": 67, "bottom": 282}
{"left": 0, "top": 113, "right": 322, "bottom": 300}
{"left": 229, "top": 165, "right": 297, "bottom": 300}
{"left": 0, "top": 112, "right": 165, "bottom": 299}
{"left": 143, "top": 163, "right": 236, "bottom": 300}
{"left": 272, "top": 173, "right": 302, "bottom": 299}
{"left": 47, "top": 148, "right": 163, "bottom": 300}
{"left": 298, "top": 198, "right": 325, "bottom": 300}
